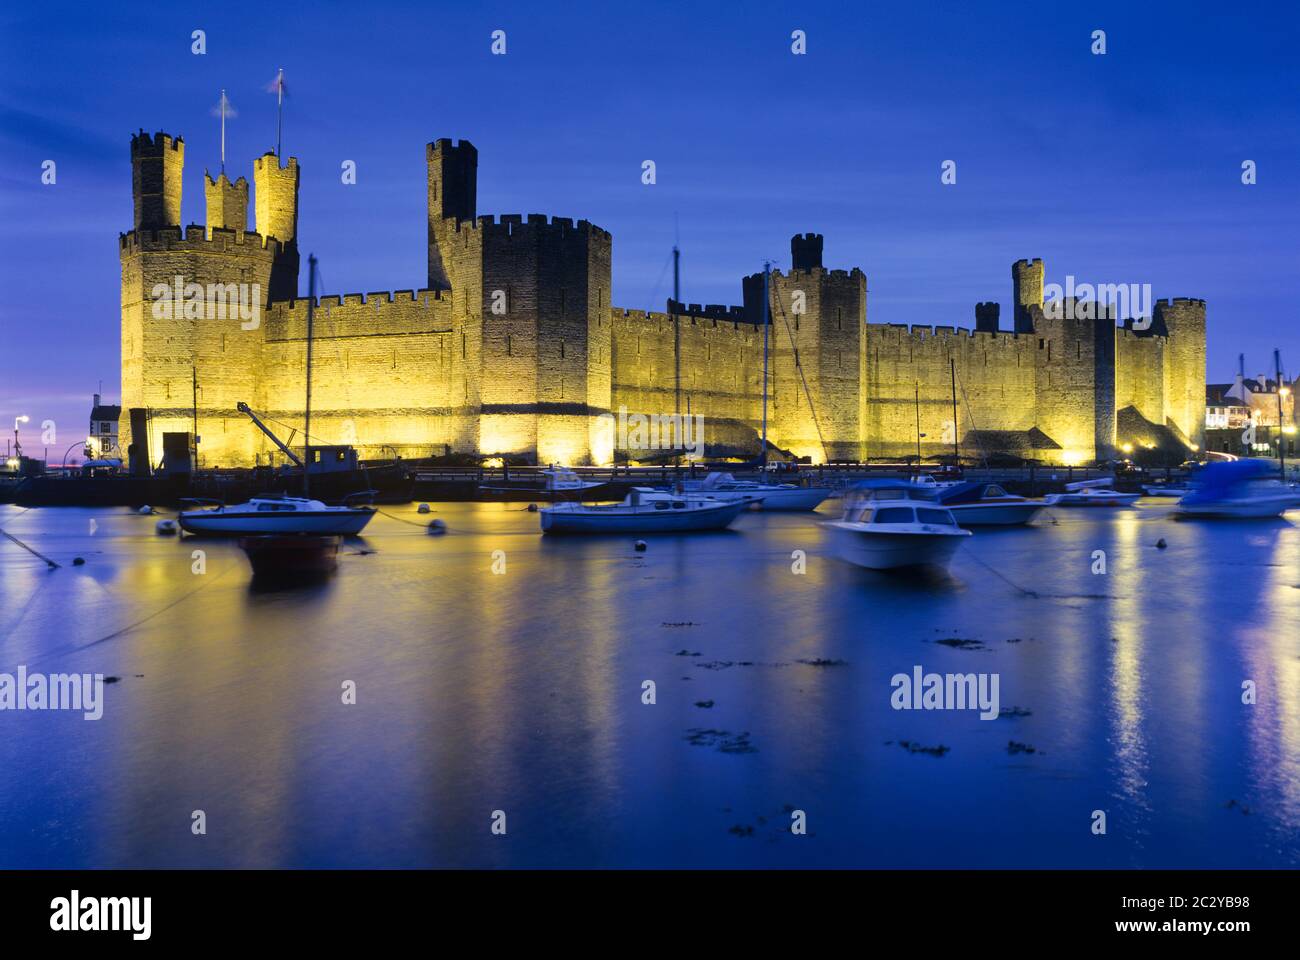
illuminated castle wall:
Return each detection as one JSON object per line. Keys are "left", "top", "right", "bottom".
{"left": 119, "top": 131, "right": 1206, "bottom": 468}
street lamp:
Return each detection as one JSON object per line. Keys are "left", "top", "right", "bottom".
{"left": 61, "top": 439, "right": 90, "bottom": 474}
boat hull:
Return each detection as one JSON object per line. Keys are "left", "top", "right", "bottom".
{"left": 238, "top": 535, "right": 340, "bottom": 577}
{"left": 540, "top": 500, "right": 748, "bottom": 534}
{"left": 1176, "top": 496, "right": 1296, "bottom": 519}
{"left": 946, "top": 501, "right": 1045, "bottom": 526}
{"left": 825, "top": 523, "right": 968, "bottom": 570}
{"left": 179, "top": 509, "right": 375, "bottom": 536}
{"left": 1044, "top": 493, "right": 1141, "bottom": 507}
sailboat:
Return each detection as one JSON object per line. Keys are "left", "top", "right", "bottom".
{"left": 180, "top": 255, "right": 377, "bottom": 536}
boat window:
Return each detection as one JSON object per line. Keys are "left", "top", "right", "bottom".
{"left": 671, "top": 501, "right": 686, "bottom": 509}
{"left": 654, "top": 502, "right": 669, "bottom": 510}
{"left": 986, "top": 486, "right": 1006, "bottom": 497}
{"left": 874, "top": 507, "right": 914, "bottom": 523}
{"left": 917, "top": 508, "right": 956, "bottom": 525}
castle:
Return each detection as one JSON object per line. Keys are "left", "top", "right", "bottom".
{"left": 119, "top": 131, "right": 1206, "bottom": 468}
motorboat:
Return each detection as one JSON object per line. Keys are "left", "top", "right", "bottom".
{"left": 1175, "top": 460, "right": 1298, "bottom": 519}
{"left": 1142, "top": 482, "right": 1192, "bottom": 498}
{"left": 935, "top": 482, "right": 1047, "bottom": 526}
{"left": 821, "top": 480, "right": 971, "bottom": 570}
{"left": 178, "top": 496, "right": 376, "bottom": 536}
{"left": 1043, "top": 479, "right": 1140, "bottom": 507}
{"left": 674, "top": 471, "right": 832, "bottom": 511}
{"left": 539, "top": 489, "right": 755, "bottom": 534}
{"left": 478, "top": 465, "right": 617, "bottom": 501}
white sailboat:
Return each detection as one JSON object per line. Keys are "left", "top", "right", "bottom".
{"left": 539, "top": 489, "right": 754, "bottom": 534}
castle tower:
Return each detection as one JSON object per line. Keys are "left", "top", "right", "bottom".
{"left": 1012, "top": 258, "right": 1043, "bottom": 333}
{"left": 121, "top": 132, "right": 279, "bottom": 469}
{"left": 479, "top": 215, "right": 613, "bottom": 464}
{"left": 974, "top": 302, "right": 1000, "bottom": 333}
{"left": 1154, "top": 298, "right": 1207, "bottom": 450}
{"left": 1031, "top": 299, "right": 1117, "bottom": 463}
{"left": 427, "top": 139, "right": 478, "bottom": 291}
{"left": 424, "top": 139, "right": 484, "bottom": 453}
{"left": 204, "top": 171, "right": 248, "bottom": 235}
{"left": 131, "top": 130, "right": 183, "bottom": 230}
{"left": 791, "top": 233, "right": 823, "bottom": 271}
{"left": 741, "top": 235, "right": 867, "bottom": 463}
{"left": 253, "top": 152, "right": 300, "bottom": 302}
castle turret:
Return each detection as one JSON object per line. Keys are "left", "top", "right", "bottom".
{"left": 975, "top": 301, "right": 1000, "bottom": 333}
{"left": 1154, "top": 298, "right": 1207, "bottom": 450}
{"left": 791, "top": 233, "right": 823, "bottom": 271}
{"left": 204, "top": 171, "right": 249, "bottom": 235}
{"left": 427, "top": 138, "right": 479, "bottom": 291}
{"left": 253, "top": 152, "right": 300, "bottom": 301}
{"left": 131, "top": 130, "right": 183, "bottom": 230}
{"left": 744, "top": 235, "right": 867, "bottom": 463}
{"left": 1012, "top": 258, "right": 1043, "bottom": 333}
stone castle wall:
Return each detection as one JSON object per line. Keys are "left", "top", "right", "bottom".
{"left": 119, "top": 131, "right": 1206, "bottom": 470}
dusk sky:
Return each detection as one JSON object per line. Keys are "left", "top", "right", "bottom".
{"left": 2, "top": 1, "right": 1297, "bottom": 458}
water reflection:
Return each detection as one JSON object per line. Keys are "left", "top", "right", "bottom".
{"left": 1, "top": 502, "right": 1298, "bottom": 867}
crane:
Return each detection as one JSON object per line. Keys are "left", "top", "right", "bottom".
{"left": 236, "top": 402, "right": 303, "bottom": 468}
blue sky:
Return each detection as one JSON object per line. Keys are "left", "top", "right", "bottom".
{"left": 2, "top": 0, "right": 1297, "bottom": 457}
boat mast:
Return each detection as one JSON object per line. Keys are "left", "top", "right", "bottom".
{"left": 949, "top": 357, "right": 960, "bottom": 467}
{"left": 914, "top": 382, "right": 922, "bottom": 474}
{"left": 673, "top": 223, "right": 681, "bottom": 424}
{"left": 1276, "top": 348, "right": 1287, "bottom": 477}
{"left": 761, "top": 260, "right": 771, "bottom": 468}
{"left": 303, "top": 254, "right": 316, "bottom": 497}
{"left": 191, "top": 366, "right": 199, "bottom": 470}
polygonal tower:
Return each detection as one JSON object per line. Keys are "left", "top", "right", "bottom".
{"left": 253, "top": 152, "right": 300, "bottom": 302}
{"left": 1012, "top": 258, "right": 1043, "bottom": 333}
{"left": 741, "top": 234, "right": 867, "bottom": 462}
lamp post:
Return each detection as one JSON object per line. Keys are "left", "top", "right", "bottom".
{"left": 61, "top": 439, "right": 89, "bottom": 475}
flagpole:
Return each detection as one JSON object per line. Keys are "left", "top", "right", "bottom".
{"left": 276, "top": 68, "right": 284, "bottom": 157}
{"left": 219, "top": 89, "right": 226, "bottom": 174}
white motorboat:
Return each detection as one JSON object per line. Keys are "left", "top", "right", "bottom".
{"left": 935, "top": 482, "right": 1047, "bottom": 526}
{"left": 1044, "top": 479, "right": 1141, "bottom": 507}
{"left": 675, "top": 472, "right": 832, "bottom": 511}
{"left": 1142, "top": 483, "right": 1192, "bottom": 498}
{"left": 478, "top": 465, "right": 616, "bottom": 501}
{"left": 178, "top": 496, "right": 376, "bottom": 536}
{"left": 822, "top": 480, "right": 971, "bottom": 570}
{"left": 539, "top": 489, "right": 755, "bottom": 534}
{"left": 1176, "top": 460, "right": 1298, "bottom": 519}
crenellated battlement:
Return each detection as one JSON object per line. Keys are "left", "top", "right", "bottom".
{"left": 119, "top": 225, "right": 282, "bottom": 257}
{"left": 666, "top": 300, "right": 750, "bottom": 324}
{"left": 616, "top": 306, "right": 762, "bottom": 337}
{"left": 130, "top": 129, "right": 183, "bottom": 155}
{"left": 264, "top": 287, "right": 454, "bottom": 340}
{"left": 476, "top": 213, "right": 612, "bottom": 243}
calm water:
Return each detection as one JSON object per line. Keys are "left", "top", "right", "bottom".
{"left": 1, "top": 499, "right": 1298, "bottom": 868}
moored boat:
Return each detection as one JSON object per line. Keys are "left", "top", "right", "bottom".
{"left": 1044, "top": 479, "right": 1141, "bottom": 507}
{"left": 822, "top": 480, "right": 971, "bottom": 570}
{"left": 1142, "top": 483, "right": 1192, "bottom": 498}
{"left": 935, "top": 482, "right": 1047, "bottom": 526}
{"left": 675, "top": 471, "right": 832, "bottom": 511}
{"left": 478, "top": 465, "right": 618, "bottom": 502}
{"left": 238, "top": 534, "right": 341, "bottom": 578}
{"left": 179, "top": 496, "right": 376, "bottom": 536}
{"left": 539, "top": 489, "right": 755, "bottom": 534}
{"left": 1175, "top": 460, "right": 1297, "bottom": 519}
